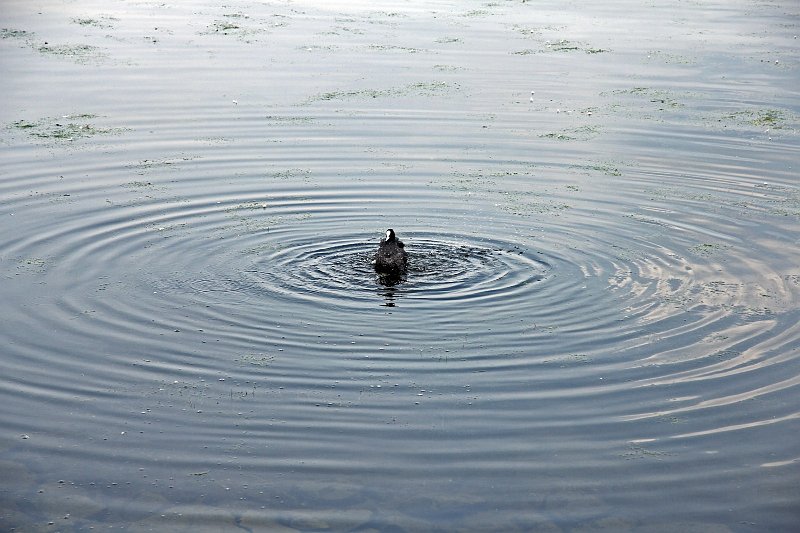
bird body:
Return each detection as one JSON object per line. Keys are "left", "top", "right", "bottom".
{"left": 373, "top": 229, "right": 408, "bottom": 275}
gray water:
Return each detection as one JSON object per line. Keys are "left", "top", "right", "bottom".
{"left": 1, "top": 0, "right": 799, "bottom": 531}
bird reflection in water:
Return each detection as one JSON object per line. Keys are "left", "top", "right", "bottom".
{"left": 376, "top": 271, "right": 406, "bottom": 306}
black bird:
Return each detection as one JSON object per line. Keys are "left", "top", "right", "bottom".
{"left": 373, "top": 229, "right": 408, "bottom": 275}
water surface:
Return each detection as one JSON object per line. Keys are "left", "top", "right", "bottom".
{"left": 1, "top": 0, "right": 799, "bottom": 531}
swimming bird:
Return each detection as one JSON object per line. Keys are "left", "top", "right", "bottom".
{"left": 373, "top": 228, "right": 408, "bottom": 275}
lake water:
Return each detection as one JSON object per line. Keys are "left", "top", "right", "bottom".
{"left": 1, "top": 0, "right": 799, "bottom": 531}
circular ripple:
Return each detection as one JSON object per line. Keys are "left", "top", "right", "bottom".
{"left": 2, "top": 143, "right": 799, "bottom": 533}
{"left": 256, "top": 232, "right": 551, "bottom": 308}
{"left": 2, "top": 1, "right": 800, "bottom": 527}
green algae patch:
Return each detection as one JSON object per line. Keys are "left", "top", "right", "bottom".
{"left": 4, "top": 26, "right": 109, "bottom": 63}
{"left": 727, "top": 109, "right": 789, "bottom": 129}
{"left": 547, "top": 39, "right": 581, "bottom": 52}
{"left": 11, "top": 120, "right": 37, "bottom": 130}
{"left": 10, "top": 114, "right": 123, "bottom": 142}
{"left": 210, "top": 20, "right": 242, "bottom": 33}
{"left": 499, "top": 192, "right": 571, "bottom": 217}
{"left": 36, "top": 43, "right": 106, "bottom": 63}
{"left": 71, "top": 16, "right": 118, "bottom": 28}
{"left": 611, "top": 87, "right": 684, "bottom": 107}
{"left": 513, "top": 39, "right": 609, "bottom": 55}
{"left": 689, "top": 243, "right": 731, "bottom": 257}
{"left": 540, "top": 125, "right": 600, "bottom": 141}
{"left": 571, "top": 162, "right": 623, "bottom": 177}
{"left": 1, "top": 28, "right": 33, "bottom": 39}
{"left": 203, "top": 12, "right": 284, "bottom": 40}
{"left": 306, "top": 81, "right": 456, "bottom": 104}
{"left": 368, "top": 44, "right": 427, "bottom": 53}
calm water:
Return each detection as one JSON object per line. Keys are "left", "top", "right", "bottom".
{"left": 1, "top": 0, "right": 799, "bottom": 531}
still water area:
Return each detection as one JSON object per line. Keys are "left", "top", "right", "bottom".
{"left": 1, "top": 0, "right": 799, "bottom": 531}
